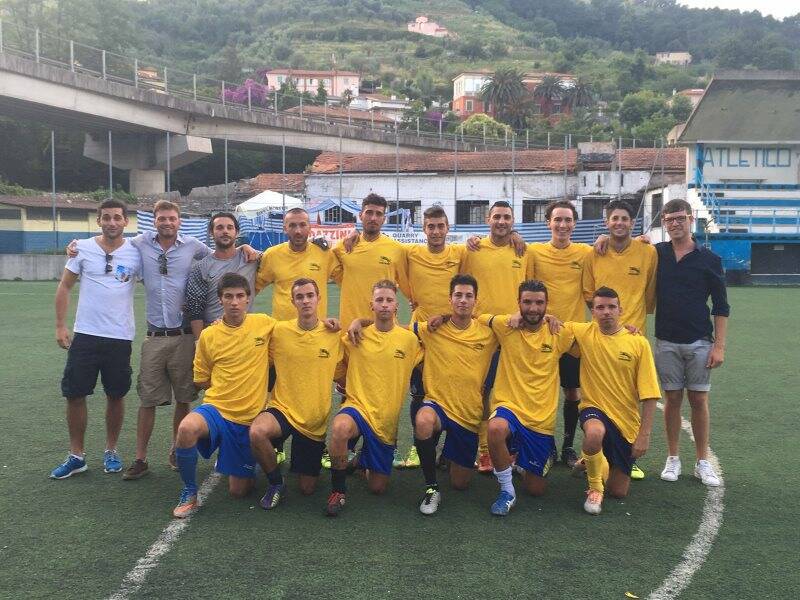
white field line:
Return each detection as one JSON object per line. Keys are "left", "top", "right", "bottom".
{"left": 648, "top": 401, "right": 725, "bottom": 600}
{"left": 106, "top": 472, "right": 222, "bottom": 600}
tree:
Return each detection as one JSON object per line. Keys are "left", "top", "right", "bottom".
{"left": 562, "top": 78, "right": 594, "bottom": 111}
{"left": 669, "top": 94, "right": 693, "bottom": 122}
{"left": 479, "top": 68, "right": 527, "bottom": 121}
{"left": 459, "top": 113, "right": 512, "bottom": 140}
{"left": 341, "top": 89, "right": 354, "bottom": 107}
{"left": 457, "top": 37, "right": 486, "bottom": 60}
{"left": 315, "top": 80, "right": 328, "bottom": 106}
{"left": 533, "top": 74, "right": 564, "bottom": 116}
{"left": 619, "top": 90, "right": 667, "bottom": 127}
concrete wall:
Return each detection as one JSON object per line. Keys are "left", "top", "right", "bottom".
{"left": 0, "top": 254, "right": 68, "bottom": 280}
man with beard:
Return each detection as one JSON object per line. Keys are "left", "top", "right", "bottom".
{"left": 51, "top": 200, "right": 142, "bottom": 479}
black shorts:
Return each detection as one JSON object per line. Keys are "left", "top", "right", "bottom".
{"left": 559, "top": 354, "right": 580, "bottom": 390}
{"left": 266, "top": 407, "right": 324, "bottom": 477}
{"left": 268, "top": 364, "right": 277, "bottom": 393}
{"left": 409, "top": 364, "right": 425, "bottom": 399}
{"left": 61, "top": 333, "right": 132, "bottom": 399}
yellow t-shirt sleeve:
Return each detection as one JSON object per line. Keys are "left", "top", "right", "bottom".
{"left": 636, "top": 338, "right": 661, "bottom": 401}
{"left": 525, "top": 246, "right": 536, "bottom": 280}
{"left": 645, "top": 244, "right": 658, "bottom": 314}
{"left": 582, "top": 253, "right": 596, "bottom": 302}
{"left": 255, "top": 249, "right": 275, "bottom": 294}
{"left": 330, "top": 244, "right": 344, "bottom": 285}
{"left": 193, "top": 333, "right": 211, "bottom": 383}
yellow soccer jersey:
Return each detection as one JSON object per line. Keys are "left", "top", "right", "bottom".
{"left": 460, "top": 238, "right": 528, "bottom": 316}
{"left": 267, "top": 320, "right": 344, "bottom": 441}
{"left": 527, "top": 241, "right": 592, "bottom": 322}
{"left": 331, "top": 234, "right": 410, "bottom": 328}
{"left": 582, "top": 239, "right": 657, "bottom": 331}
{"left": 413, "top": 319, "right": 498, "bottom": 432}
{"left": 193, "top": 313, "right": 276, "bottom": 425}
{"left": 341, "top": 324, "right": 423, "bottom": 445}
{"left": 572, "top": 321, "right": 661, "bottom": 443}
{"left": 407, "top": 244, "right": 467, "bottom": 322}
{"left": 255, "top": 242, "right": 336, "bottom": 321}
{"left": 479, "top": 315, "right": 576, "bottom": 435}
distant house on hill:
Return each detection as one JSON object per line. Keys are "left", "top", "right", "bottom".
{"left": 407, "top": 16, "right": 450, "bottom": 38}
{"left": 655, "top": 52, "right": 692, "bottom": 66}
{"left": 349, "top": 94, "right": 411, "bottom": 122}
{"left": 675, "top": 88, "right": 705, "bottom": 110}
{"left": 260, "top": 68, "right": 360, "bottom": 98}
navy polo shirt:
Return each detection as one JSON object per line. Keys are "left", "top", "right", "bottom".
{"left": 655, "top": 240, "right": 730, "bottom": 344}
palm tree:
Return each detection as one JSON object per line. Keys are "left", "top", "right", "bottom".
{"left": 479, "top": 68, "right": 527, "bottom": 121}
{"left": 562, "top": 78, "right": 594, "bottom": 111}
{"left": 533, "top": 74, "right": 564, "bottom": 116}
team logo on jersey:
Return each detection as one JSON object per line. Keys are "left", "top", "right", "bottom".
{"left": 393, "top": 349, "right": 406, "bottom": 359}
{"left": 318, "top": 348, "right": 330, "bottom": 358}
{"left": 511, "top": 259, "right": 522, "bottom": 269}
{"left": 570, "top": 261, "right": 582, "bottom": 270}
{"left": 309, "top": 262, "right": 321, "bottom": 271}
{"left": 618, "top": 351, "right": 632, "bottom": 362}
{"left": 254, "top": 337, "right": 265, "bottom": 346}
{"left": 445, "top": 260, "right": 459, "bottom": 268}
{"left": 540, "top": 343, "right": 553, "bottom": 353}
{"left": 473, "top": 342, "right": 485, "bottom": 351}
{"left": 628, "top": 266, "right": 641, "bottom": 276}
{"left": 379, "top": 256, "right": 391, "bottom": 265}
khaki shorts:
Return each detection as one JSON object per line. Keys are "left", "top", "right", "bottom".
{"left": 654, "top": 338, "right": 713, "bottom": 393}
{"left": 136, "top": 334, "right": 198, "bottom": 407}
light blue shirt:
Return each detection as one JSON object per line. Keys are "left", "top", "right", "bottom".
{"left": 131, "top": 232, "right": 210, "bottom": 330}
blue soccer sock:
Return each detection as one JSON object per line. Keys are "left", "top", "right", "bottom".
{"left": 175, "top": 445, "right": 199, "bottom": 495}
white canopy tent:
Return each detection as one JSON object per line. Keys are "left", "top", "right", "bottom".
{"left": 235, "top": 189, "right": 303, "bottom": 217}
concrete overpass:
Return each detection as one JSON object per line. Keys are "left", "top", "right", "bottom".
{"left": 0, "top": 52, "right": 470, "bottom": 193}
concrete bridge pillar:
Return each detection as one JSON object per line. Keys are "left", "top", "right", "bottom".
{"left": 83, "top": 133, "right": 212, "bottom": 195}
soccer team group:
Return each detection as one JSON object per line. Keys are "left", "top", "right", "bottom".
{"left": 51, "top": 191, "right": 729, "bottom": 518}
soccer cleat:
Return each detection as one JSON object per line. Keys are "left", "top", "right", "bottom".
{"left": 260, "top": 483, "right": 286, "bottom": 510}
{"left": 477, "top": 452, "right": 493, "bottom": 473}
{"left": 122, "top": 459, "right": 149, "bottom": 480}
{"left": 584, "top": 489, "right": 603, "bottom": 515}
{"left": 50, "top": 454, "right": 88, "bottom": 479}
{"left": 321, "top": 449, "right": 331, "bottom": 470}
{"left": 173, "top": 488, "right": 199, "bottom": 518}
{"left": 660, "top": 456, "right": 682, "bottom": 482}
{"left": 419, "top": 487, "right": 441, "bottom": 515}
{"left": 630, "top": 463, "right": 645, "bottom": 480}
{"left": 571, "top": 458, "right": 587, "bottom": 478}
{"left": 325, "top": 491, "right": 346, "bottom": 517}
{"left": 490, "top": 490, "right": 516, "bottom": 516}
{"left": 275, "top": 450, "right": 286, "bottom": 465}
{"left": 103, "top": 449, "right": 123, "bottom": 474}
{"left": 168, "top": 447, "right": 178, "bottom": 471}
{"left": 404, "top": 445, "right": 421, "bottom": 468}
{"left": 392, "top": 447, "right": 405, "bottom": 469}
{"left": 561, "top": 446, "right": 579, "bottom": 469}
{"left": 694, "top": 460, "right": 721, "bottom": 487}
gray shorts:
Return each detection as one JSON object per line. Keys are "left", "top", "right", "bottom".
{"left": 654, "top": 338, "right": 713, "bottom": 392}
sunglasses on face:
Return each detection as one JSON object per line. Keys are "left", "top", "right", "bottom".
{"left": 105, "top": 253, "right": 113, "bottom": 274}
{"left": 158, "top": 253, "right": 168, "bottom": 275}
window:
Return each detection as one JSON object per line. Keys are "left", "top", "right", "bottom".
{"left": 0, "top": 208, "right": 21, "bottom": 220}
{"left": 343, "top": 78, "right": 350, "bottom": 85}
{"left": 456, "top": 200, "right": 489, "bottom": 225}
{"left": 596, "top": 173, "right": 602, "bottom": 187}
{"left": 26, "top": 208, "right": 55, "bottom": 220}
{"left": 522, "top": 199, "right": 548, "bottom": 223}
{"left": 552, "top": 103, "right": 561, "bottom": 114}
{"left": 324, "top": 206, "right": 356, "bottom": 223}
{"left": 465, "top": 100, "right": 473, "bottom": 112}
{"left": 388, "top": 201, "right": 422, "bottom": 225}
{"left": 582, "top": 197, "right": 607, "bottom": 220}
{"left": 582, "top": 175, "right": 587, "bottom": 187}
{"left": 59, "top": 209, "right": 86, "bottom": 222}
{"left": 650, "top": 193, "right": 663, "bottom": 228}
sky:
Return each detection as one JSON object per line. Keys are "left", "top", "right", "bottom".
{"left": 679, "top": 0, "right": 799, "bottom": 20}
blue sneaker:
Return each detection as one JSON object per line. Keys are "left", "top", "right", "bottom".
{"left": 103, "top": 449, "right": 123, "bottom": 473}
{"left": 50, "top": 454, "right": 88, "bottom": 479}
{"left": 490, "top": 491, "right": 516, "bottom": 516}
{"left": 260, "top": 483, "right": 286, "bottom": 510}
{"left": 173, "top": 487, "right": 199, "bottom": 518}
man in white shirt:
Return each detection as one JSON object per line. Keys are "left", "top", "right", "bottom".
{"left": 51, "top": 199, "right": 141, "bottom": 479}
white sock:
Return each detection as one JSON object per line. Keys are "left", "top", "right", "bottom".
{"left": 493, "top": 466, "right": 515, "bottom": 497}
{"left": 70, "top": 453, "right": 85, "bottom": 460}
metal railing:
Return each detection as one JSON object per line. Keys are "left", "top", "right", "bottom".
{"left": 0, "top": 19, "right": 669, "bottom": 151}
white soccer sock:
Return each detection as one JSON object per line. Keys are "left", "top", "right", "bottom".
{"left": 493, "top": 466, "right": 515, "bottom": 497}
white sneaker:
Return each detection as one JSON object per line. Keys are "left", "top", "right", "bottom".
{"left": 419, "top": 487, "right": 441, "bottom": 515}
{"left": 660, "top": 456, "right": 682, "bottom": 482}
{"left": 694, "top": 460, "right": 721, "bottom": 487}
{"left": 583, "top": 489, "right": 603, "bottom": 515}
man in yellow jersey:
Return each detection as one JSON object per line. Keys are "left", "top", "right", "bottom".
{"left": 325, "top": 280, "right": 422, "bottom": 517}
{"left": 331, "top": 194, "right": 410, "bottom": 329}
{"left": 249, "top": 278, "right": 344, "bottom": 510}
{"left": 481, "top": 280, "right": 577, "bottom": 516}
{"left": 572, "top": 287, "right": 661, "bottom": 515}
{"left": 172, "top": 273, "right": 276, "bottom": 518}
{"left": 582, "top": 199, "right": 656, "bottom": 479}
{"left": 411, "top": 274, "right": 498, "bottom": 515}
{"left": 460, "top": 200, "right": 528, "bottom": 472}
{"left": 526, "top": 200, "right": 593, "bottom": 469}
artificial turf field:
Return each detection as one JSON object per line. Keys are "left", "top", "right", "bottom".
{"left": 0, "top": 282, "right": 797, "bottom": 600}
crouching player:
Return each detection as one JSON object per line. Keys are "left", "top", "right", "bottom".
{"left": 249, "top": 278, "right": 343, "bottom": 509}
{"left": 572, "top": 287, "right": 661, "bottom": 515}
{"left": 411, "top": 274, "right": 498, "bottom": 515}
{"left": 172, "top": 273, "right": 276, "bottom": 517}
{"left": 482, "top": 280, "right": 577, "bottom": 516}
{"left": 325, "top": 280, "right": 422, "bottom": 516}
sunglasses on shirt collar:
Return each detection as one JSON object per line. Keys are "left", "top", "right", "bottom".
{"left": 105, "top": 253, "right": 113, "bottom": 273}
{"left": 158, "top": 252, "right": 168, "bottom": 275}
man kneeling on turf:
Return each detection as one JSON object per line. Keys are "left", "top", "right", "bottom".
{"left": 172, "top": 273, "right": 276, "bottom": 518}
{"left": 571, "top": 287, "right": 661, "bottom": 515}
{"left": 325, "top": 280, "right": 422, "bottom": 516}
{"left": 249, "top": 278, "right": 343, "bottom": 509}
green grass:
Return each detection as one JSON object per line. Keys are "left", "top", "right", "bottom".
{"left": 0, "top": 283, "right": 797, "bottom": 599}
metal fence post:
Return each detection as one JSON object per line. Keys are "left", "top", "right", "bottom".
{"left": 164, "top": 67, "right": 169, "bottom": 94}
{"left": 275, "top": 92, "right": 278, "bottom": 115}
{"left": 221, "top": 81, "right": 225, "bottom": 106}
{"left": 166, "top": 131, "right": 171, "bottom": 193}
{"left": 35, "top": 28, "right": 40, "bottom": 62}
{"left": 248, "top": 85, "right": 252, "bottom": 111}
{"left": 526, "top": 129, "right": 529, "bottom": 149}
{"left": 134, "top": 58, "right": 138, "bottom": 87}
{"left": 193, "top": 74, "right": 197, "bottom": 100}
{"left": 69, "top": 41, "right": 74, "bottom": 72}
{"left": 439, "top": 118, "right": 442, "bottom": 140}
{"left": 370, "top": 110, "right": 373, "bottom": 129}
{"left": 108, "top": 130, "right": 113, "bottom": 199}
{"left": 102, "top": 50, "right": 106, "bottom": 79}
{"left": 324, "top": 101, "right": 328, "bottom": 124}
{"left": 299, "top": 96, "right": 303, "bottom": 118}
{"left": 347, "top": 106, "right": 351, "bottom": 125}
{"left": 0, "top": 20, "right": 3, "bottom": 53}
{"left": 51, "top": 130, "right": 57, "bottom": 250}
{"left": 224, "top": 136, "right": 229, "bottom": 208}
